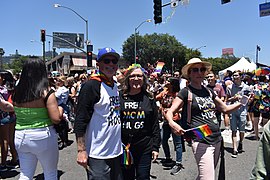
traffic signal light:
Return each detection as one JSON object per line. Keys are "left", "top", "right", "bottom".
{"left": 153, "top": 0, "right": 162, "bottom": 24}
{"left": 221, "top": 0, "right": 231, "bottom": 4}
{"left": 41, "top": 29, "right": 46, "bottom": 42}
{"left": 87, "top": 44, "right": 93, "bottom": 67}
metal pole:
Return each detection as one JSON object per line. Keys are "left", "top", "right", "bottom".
{"left": 86, "top": 20, "right": 89, "bottom": 45}
{"left": 54, "top": 4, "right": 89, "bottom": 49}
{"left": 134, "top": 29, "right": 137, "bottom": 64}
{"left": 195, "top": 45, "right": 206, "bottom": 51}
{"left": 0, "top": 48, "right": 4, "bottom": 69}
{"left": 0, "top": 55, "right": 2, "bottom": 69}
{"left": 134, "top": 19, "right": 151, "bottom": 64}
{"left": 48, "top": 41, "right": 51, "bottom": 59}
{"left": 255, "top": 47, "right": 258, "bottom": 69}
{"left": 42, "top": 41, "right": 45, "bottom": 61}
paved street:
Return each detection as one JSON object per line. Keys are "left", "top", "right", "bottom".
{"left": 1, "top": 126, "right": 261, "bottom": 180}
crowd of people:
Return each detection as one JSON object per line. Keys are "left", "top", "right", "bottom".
{"left": 0, "top": 47, "right": 269, "bottom": 179}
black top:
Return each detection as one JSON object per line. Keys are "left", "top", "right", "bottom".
{"left": 120, "top": 92, "right": 161, "bottom": 154}
{"left": 74, "top": 80, "right": 100, "bottom": 136}
{"left": 178, "top": 85, "right": 222, "bottom": 145}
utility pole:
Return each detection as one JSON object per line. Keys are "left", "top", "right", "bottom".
{"left": 256, "top": 45, "right": 261, "bottom": 68}
{"left": 0, "top": 48, "right": 5, "bottom": 69}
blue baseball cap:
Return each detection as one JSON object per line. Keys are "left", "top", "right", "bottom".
{"left": 97, "top": 47, "right": 120, "bottom": 62}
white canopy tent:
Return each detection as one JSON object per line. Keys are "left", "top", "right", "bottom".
{"left": 218, "top": 57, "right": 256, "bottom": 80}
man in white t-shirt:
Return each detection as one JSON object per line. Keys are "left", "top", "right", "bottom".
{"left": 74, "top": 47, "right": 123, "bottom": 180}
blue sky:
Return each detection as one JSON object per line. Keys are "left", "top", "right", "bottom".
{"left": 1, "top": 0, "right": 269, "bottom": 65}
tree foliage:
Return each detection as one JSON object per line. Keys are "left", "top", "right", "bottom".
{"left": 122, "top": 33, "right": 239, "bottom": 74}
{"left": 122, "top": 33, "right": 201, "bottom": 72}
{"left": 202, "top": 56, "right": 238, "bottom": 75}
{"left": 5, "top": 55, "right": 39, "bottom": 74}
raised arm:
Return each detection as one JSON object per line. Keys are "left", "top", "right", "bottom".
{"left": 214, "top": 96, "right": 242, "bottom": 114}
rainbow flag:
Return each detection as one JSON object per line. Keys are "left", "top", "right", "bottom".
{"left": 154, "top": 62, "right": 165, "bottom": 74}
{"left": 121, "top": 143, "right": 133, "bottom": 168}
{"left": 187, "top": 124, "right": 212, "bottom": 139}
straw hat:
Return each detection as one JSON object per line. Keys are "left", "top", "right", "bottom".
{"left": 181, "top": 58, "right": 212, "bottom": 77}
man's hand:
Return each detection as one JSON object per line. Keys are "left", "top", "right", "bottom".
{"left": 77, "top": 150, "right": 88, "bottom": 169}
{"left": 152, "top": 151, "right": 159, "bottom": 162}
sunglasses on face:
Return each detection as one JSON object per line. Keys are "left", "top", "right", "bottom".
{"left": 190, "top": 67, "right": 207, "bottom": 73}
{"left": 129, "top": 74, "right": 143, "bottom": 79}
{"left": 206, "top": 75, "right": 214, "bottom": 79}
{"left": 102, "top": 58, "right": 118, "bottom": 64}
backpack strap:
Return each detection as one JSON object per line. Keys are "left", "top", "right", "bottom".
{"left": 44, "top": 89, "right": 55, "bottom": 104}
{"left": 186, "top": 86, "right": 213, "bottom": 125}
{"left": 186, "top": 87, "right": 192, "bottom": 125}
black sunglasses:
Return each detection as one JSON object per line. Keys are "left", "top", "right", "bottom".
{"left": 129, "top": 74, "right": 143, "bottom": 79}
{"left": 190, "top": 67, "right": 207, "bottom": 73}
{"left": 102, "top": 58, "right": 118, "bottom": 64}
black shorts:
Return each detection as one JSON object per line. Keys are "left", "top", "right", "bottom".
{"left": 253, "top": 111, "right": 270, "bottom": 119}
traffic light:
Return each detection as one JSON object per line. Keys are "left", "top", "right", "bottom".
{"left": 86, "top": 44, "right": 93, "bottom": 67}
{"left": 153, "top": 0, "right": 162, "bottom": 24}
{"left": 221, "top": 0, "right": 231, "bottom": 4}
{"left": 41, "top": 29, "right": 46, "bottom": 42}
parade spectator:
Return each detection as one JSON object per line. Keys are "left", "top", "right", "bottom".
{"left": 165, "top": 58, "right": 244, "bottom": 180}
{"left": 115, "top": 68, "right": 126, "bottom": 90}
{"left": 206, "top": 71, "right": 226, "bottom": 127}
{"left": 243, "top": 73, "right": 255, "bottom": 131}
{"left": 251, "top": 75, "right": 270, "bottom": 140}
{"left": 149, "top": 72, "right": 160, "bottom": 95}
{"left": 226, "top": 70, "right": 251, "bottom": 158}
{"left": 223, "top": 70, "right": 233, "bottom": 131}
{"left": 55, "top": 76, "right": 70, "bottom": 149}
{"left": 156, "top": 77, "right": 184, "bottom": 175}
{"left": 75, "top": 73, "right": 88, "bottom": 97}
{"left": 0, "top": 71, "right": 17, "bottom": 171}
{"left": 66, "top": 76, "right": 77, "bottom": 133}
{"left": 74, "top": 47, "right": 123, "bottom": 180}
{"left": 250, "top": 120, "right": 270, "bottom": 179}
{"left": 12, "top": 59, "right": 63, "bottom": 180}
{"left": 120, "top": 64, "right": 161, "bottom": 180}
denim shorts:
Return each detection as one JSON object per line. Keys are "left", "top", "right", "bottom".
{"left": 230, "top": 114, "right": 246, "bottom": 132}
{"left": 0, "top": 115, "right": 16, "bottom": 125}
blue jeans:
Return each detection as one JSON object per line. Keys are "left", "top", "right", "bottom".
{"left": 122, "top": 151, "right": 152, "bottom": 180}
{"left": 162, "top": 123, "right": 183, "bottom": 163}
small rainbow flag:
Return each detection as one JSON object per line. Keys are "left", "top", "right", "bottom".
{"left": 186, "top": 124, "right": 212, "bottom": 139}
{"left": 154, "top": 61, "right": 165, "bottom": 74}
{"left": 121, "top": 143, "right": 133, "bottom": 168}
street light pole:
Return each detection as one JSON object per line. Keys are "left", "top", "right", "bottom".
{"left": 0, "top": 48, "right": 5, "bottom": 69}
{"left": 195, "top": 45, "right": 206, "bottom": 51}
{"left": 54, "top": 4, "right": 89, "bottom": 46}
{"left": 134, "top": 19, "right": 151, "bottom": 64}
{"left": 256, "top": 45, "right": 261, "bottom": 69}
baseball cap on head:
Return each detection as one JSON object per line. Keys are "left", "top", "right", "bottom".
{"left": 97, "top": 47, "right": 120, "bottom": 62}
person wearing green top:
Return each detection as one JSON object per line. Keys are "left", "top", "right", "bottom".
{"left": 12, "top": 59, "right": 63, "bottom": 180}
